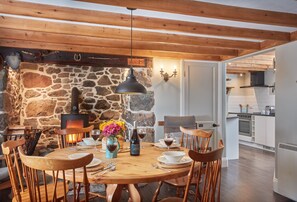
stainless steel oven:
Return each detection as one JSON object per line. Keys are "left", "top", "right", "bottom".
{"left": 238, "top": 114, "right": 252, "bottom": 138}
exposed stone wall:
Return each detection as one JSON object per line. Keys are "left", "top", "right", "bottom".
{"left": 1, "top": 62, "right": 155, "bottom": 154}
{"left": 0, "top": 69, "right": 8, "bottom": 136}
{"left": 19, "top": 63, "right": 127, "bottom": 127}
{"left": 18, "top": 62, "right": 155, "bottom": 146}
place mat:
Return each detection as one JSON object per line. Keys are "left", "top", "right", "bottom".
{"left": 157, "top": 162, "right": 192, "bottom": 169}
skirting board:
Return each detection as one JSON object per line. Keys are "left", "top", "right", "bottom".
{"left": 222, "top": 157, "right": 228, "bottom": 167}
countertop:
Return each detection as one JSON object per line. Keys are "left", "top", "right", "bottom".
{"left": 226, "top": 115, "right": 239, "bottom": 119}
{"left": 229, "top": 112, "right": 275, "bottom": 117}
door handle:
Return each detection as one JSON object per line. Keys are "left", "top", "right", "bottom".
{"left": 212, "top": 123, "right": 220, "bottom": 127}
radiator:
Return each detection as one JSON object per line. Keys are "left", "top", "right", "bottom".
{"left": 277, "top": 143, "right": 297, "bottom": 201}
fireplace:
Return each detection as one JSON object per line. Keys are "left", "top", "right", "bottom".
{"left": 61, "top": 87, "right": 89, "bottom": 144}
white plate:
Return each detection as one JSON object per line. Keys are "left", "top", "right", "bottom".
{"left": 86, "top": 158, "right": 102, "bottom": 168}
{"left": 68, "top": 153, "right": 102, "bottom": 168}
{"left": 154, "top": 143, "right": 180, "bottom": 148}
{"left": 76, "top": 142, "right": 94, "bottom": 149}
{"left": 157, "top": 155, "right": 192, "bottom": 165}
{"left": 82, "top": 138, "right": 101, "bottom": 146}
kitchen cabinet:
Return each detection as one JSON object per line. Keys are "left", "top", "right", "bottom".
{"left": 254, "top": 116, "right": 275, "bottom": 148}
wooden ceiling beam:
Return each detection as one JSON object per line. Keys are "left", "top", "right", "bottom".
{"left": 0, "top": 0, "right": 290, "bottom": 41}
{"left": 290, "top": 31, "right": 297, "bottom": 41}
{"left": 0, "top": 28, "right": 238, "bottom": 56}
{"left": 0, "top": 15, "right": 260, "bottom": 51}
{"left": 0, "top": 39, "right": 222, "bottom": 61}
{"left": 78, "top": 0, "right": 297, "bottom": 27}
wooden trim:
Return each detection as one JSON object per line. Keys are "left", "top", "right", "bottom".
{"left": 0, "top": 0, "right": 290, "bottom": 41}
{"left": 0, "top": 15, "right": 260, "bottom": 50}
{"left": 0, "top": 28, "right": 238, "bottom": 56}
{"left": 0, "top": 39, "right": 222, "bottom": 61}
{"left": 78, "top": 0, "right": 297, "bottom": 27}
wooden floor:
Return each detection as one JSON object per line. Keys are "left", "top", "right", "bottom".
{"left": 0, "top": 145, "right": 293, "bottom": 202}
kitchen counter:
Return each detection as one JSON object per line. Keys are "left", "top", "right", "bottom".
{"left": 229, "top": 112, "right": 275, "bottom": 117}
{"left": 226, "top": 115, "right": 239, "bottom": 119}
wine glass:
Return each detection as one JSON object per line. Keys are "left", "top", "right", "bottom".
{"left": 106, "top": 140, "right": 118, "bottom": 159}
{"left": 91, "top": 129, "right": 100, "bottom": 150}
{"left": 137, "top": 127, "right": 146, "bottom": 149}
{"left": 164, "top": 133, "right": 174, "bottom": 150}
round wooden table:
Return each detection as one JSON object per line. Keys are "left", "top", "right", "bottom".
{"left": 46, "top": 142, "right": 192, "bottom": 202}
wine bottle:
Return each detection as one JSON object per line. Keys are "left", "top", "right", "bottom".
{"left": 130, "top": 121, "right": 140, "bottom": 156}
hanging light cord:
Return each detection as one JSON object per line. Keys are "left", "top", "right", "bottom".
{"left": 130, "top": 8, "right": 133, "bottom": 67}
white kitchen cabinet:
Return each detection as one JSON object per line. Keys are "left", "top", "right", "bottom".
{"left": 266, "top": 117, "right": 275, "bottom": 147}
{"left": 254, "top": 115, "right": 275, "bottom": 148}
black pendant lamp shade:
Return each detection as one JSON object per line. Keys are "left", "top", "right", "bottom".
{"left": 115, "top": 8, "right": 147, "bottom": 94}
{"left": 115, "top": 67, "right": 147, "bottom": 94}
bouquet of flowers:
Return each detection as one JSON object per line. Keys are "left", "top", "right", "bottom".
{"left": 99, "top": 120, "right": 126, "bottom": 138}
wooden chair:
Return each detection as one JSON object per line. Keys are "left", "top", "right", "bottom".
{"left": 153, "top": 126, "right": 213, "bottom": 201}
{"left": 1, "top": 138, "right": 26, "bottom": 200}
{"left": 18, "top": 146, "right": 93, "bottom": 202}
{"left": 56, "top": 125, "right": 106, "bottom": 200}
{"left": 159, "top": 145, "right": 224, "bottom": 202}
{"left": 56, "top": 125, "right": 94, "bottom": 148}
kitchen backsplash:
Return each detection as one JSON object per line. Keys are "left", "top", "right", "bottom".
{"left": 227, "top": 73, "right": 275, "bottom": 113}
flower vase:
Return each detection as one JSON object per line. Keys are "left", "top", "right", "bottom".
{"left": 117, "top": 137, "right": 125, "bottom": 149}
{"left": 106, "top": 136, "right": 119, "bottom": 159}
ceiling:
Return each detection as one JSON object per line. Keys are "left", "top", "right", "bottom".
{"left": 227, "top": 51, "right": 275, "bottom": 74}
{"left": 0, "top": 0, "right": 296, "bottom": 61}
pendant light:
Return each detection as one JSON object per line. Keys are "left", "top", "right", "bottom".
{"left": 115, "top": 8, "right": 147, "bottom": 94}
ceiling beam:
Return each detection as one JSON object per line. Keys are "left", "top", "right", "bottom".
{"left": 0, "top": 28, "right": 238, "bottom": 56}
{"left": 0, "top": 0, "right": 290, "bottom": 41}
{"left": 0, "top": 15, "right": 260, "bottom": 51}
{"left": 78, "top": 0, "right": 297, "bottom": 27}
{"left": 0, "top": 39, "right": 221, "bottom": 61}
{"left": 291, "top": 31, "right": 297, "bottom": 41}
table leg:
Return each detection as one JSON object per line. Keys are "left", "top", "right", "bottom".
{"left": 127, "top": 184, "right": 141, "bottom": 202}
{"left": 106, "top": 184, "right": 125, "bottom": 202}
{"left": 106, "top": 184, "right": 142, "bottom": 202}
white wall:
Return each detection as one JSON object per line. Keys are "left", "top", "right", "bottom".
{"left": 152, "top": 58, "right": 181, "bottom": 141}
{"left": 275, "top": 41, "right": 297, "bottom": 173}
{"left": 227, "top": 71, "right": 275, "bottom": 113}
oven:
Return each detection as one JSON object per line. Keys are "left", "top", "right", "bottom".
{"left": 238, "top": 114, "right": 252, "bottom": 141}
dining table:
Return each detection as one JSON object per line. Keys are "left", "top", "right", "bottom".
{"left": 46, "top": 142, "right": 193, "bottom": 202}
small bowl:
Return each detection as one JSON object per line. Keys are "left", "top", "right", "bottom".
{"left": 82, "top": 138, "right": 98, "bottom": 146}
{"left": 162, "top": 151, "right": 185, "bottom": 163}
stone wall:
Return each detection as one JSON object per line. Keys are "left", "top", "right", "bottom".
{"left": 4, "top": 62, "right": 155, "bottom": 151}
{"left": 0, "top": 69, "right": 8, "bottom": 136}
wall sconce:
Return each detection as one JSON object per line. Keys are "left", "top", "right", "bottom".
{"left": 160, "top": 68, "right": 177, "bottom": 82}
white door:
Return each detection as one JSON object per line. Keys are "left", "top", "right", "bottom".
{"left": 182, "top": 61, "right": 222, "bottom": 148}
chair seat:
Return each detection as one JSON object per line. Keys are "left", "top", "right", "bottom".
{"left": 12, "top": 181, "right": 68, "bottom": 202}
{"left": 160, "top": 197, "right": 183, "bottom": 202}
{"left": 164, "top": 175, "right": 199, "bottom": 187}
{"left": 0, "top": 167, "right": 9, "bottom": 181}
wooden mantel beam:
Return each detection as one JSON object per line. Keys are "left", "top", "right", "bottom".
{"left": 0, "top": 0, "right": 290, "bottom": 41}
{"left": 0, "top": 39, "right": 222, "bottom": 61}
{"left": 78, "top": 0, "right": 297, "bottom": 27}
{"left": 0, "top": 28, "right": 238, "bottom": 56}
{"left": 0, "top": 15, "right": 260, "bottom": 51}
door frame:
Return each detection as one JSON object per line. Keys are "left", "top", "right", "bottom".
{"left": 180, "top": 60, "right": 225, "bottom": 150}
